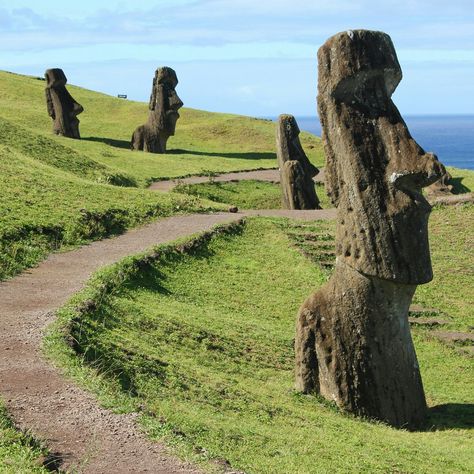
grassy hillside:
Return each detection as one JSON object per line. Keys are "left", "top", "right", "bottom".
{"left": 48, "top": 214, "right": 473, "bottom": 474}
{"left": 173, "top": 181, "right": 331, "bottom": 209}
{"left": 1, "top": 70, "right": 473, "bottom": 472}
{"left": 0, "top": 143, "right": 221, "bottom": 279}
{"left": 0, "top": 402, "right": 50, "bottom": 473}
{"left": 0, "top": 71, "right": 324, "bottom": 186}
{"left": 0, "top": 70, "right": 325, "bottom": 280}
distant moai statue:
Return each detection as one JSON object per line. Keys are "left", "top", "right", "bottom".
{"left": 295, "top": 30, "right": 444, "bottom": 429}
{"left": 45, "top": 68, "right": 84, "bottom": 139}
{"left": 426, "top": 164, "right": 454, "bottom": 196}
{"left": 131, "top": 67, "right": 183, "bottom": 154}
{"left": 276, "top": 114, "right": 321, "bottom": 209}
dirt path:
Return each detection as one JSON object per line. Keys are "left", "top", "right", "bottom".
{"left": 0, "top": 209, "right": 335, "bottom": 473}
{"left": 149, "top": 168, "right": 326, "bottom": 192}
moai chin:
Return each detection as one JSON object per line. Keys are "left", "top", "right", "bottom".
{"left": 45, "top": 68, "right": 84, "bottom": 139}
{"left": 295, "top": 30, "right": 444, "bottom": 429}
{"left": 276, "top": 114, "right": 321, "bottom": 209}
{"left": 131, "top": 67, "right": 183, "bottom": 154}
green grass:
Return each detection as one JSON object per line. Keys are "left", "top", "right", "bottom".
{"left": 413, "top": 203, "right": 474, "bottom": 331}
{"left": 174, "top": 180, "right": 282, "bottom": 209}
{"left": 0, "top": 402, "right": 49, "bottom": 473}
{"left": 0, "top": 70, "right": 325, "bottom": 280}
{"left": 174, "top": 181, "right": 331, "bottom": 210}
{"left": 0, "top": 143, "right": 223, "bottom": 280}
{"left": 2, "top": 69, "right": 474, "bottom": 472}
{"left": 0, "top": 71, "right": 324, "bottom": 187}
{"left": 48, "top": 214, "right": 473, "bottom": 474}
{"left": 448, "top": 166, "right": 474, "bottom": 194}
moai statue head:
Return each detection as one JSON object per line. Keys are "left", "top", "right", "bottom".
{"left": 426, "top": 163, "right": 454, "bottom": 196}
{"left": 148, "top": 67, "right": 183, "bottom": 137}
{"left": 45, "top": 68, "right": 83, "bottom": 139}
{"left": 317, "top": 30, "right": 444, "bottom": 284}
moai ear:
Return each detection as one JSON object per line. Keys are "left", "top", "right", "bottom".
{"left": 155, "top": 84, "right": 167, "bottom": 130}
{"left": 149, "top": 76, "right": 157, "bottom": 111}
{"left": 45, "top": 88, "right": 55, "bottom": 118}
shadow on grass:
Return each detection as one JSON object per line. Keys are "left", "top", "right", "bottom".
{"left": 426, "top": 403, "right": 474, "bottom": 430}
{"left": 450, "top": 177, "right": 471, "bottom": 194}
{"left": 168, "top": 149, "right": 276, "bottom": 160}
{"left": 84, "top": 136, "right": 131, "bottom": 149}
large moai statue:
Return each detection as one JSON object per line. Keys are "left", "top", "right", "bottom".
{"left": 131, "top": 67, "right": 183, "bottom": 154}
{"left": 45, "top": 68, "right": 84, "bottom": 139}
{"left": 276, "top": 114, "right": 321, "bottom": 209}
{"left": 295, "top": 30, "right": 444, "bottom": 429}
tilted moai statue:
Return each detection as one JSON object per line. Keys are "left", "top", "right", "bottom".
{"left": 276, "top": 114, "right": 321, "bottom": 209}
{"left": 45, "top": 68, "right": 84, "bottom": 138}
{"left": 131, "top": 67, "right": 183, "bottom": 153}
{"left": 426, "top": 165, "right": 454, "bottom": 197}
{"left": 295, "top": 30, "right": 444, "bottom": 429}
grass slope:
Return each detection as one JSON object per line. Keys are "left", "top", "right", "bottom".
{"left": 0, "top": 143, "right": 221, "bottom": 280}
{"left": 173, "top": 181, "right": 331, "bottom": 209}
{"left": 0, "top": 70, "right": 325, "bottom": 280}
{"left": 0, "top": 402, "right": 49, "bottom": 473}
{"left": 49, "top": 214, "right": 473, "bottom": 474}
{"left": 0, "top": 71, "right": 324, "bottom": 186}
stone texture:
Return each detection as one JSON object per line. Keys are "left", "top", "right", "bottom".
{"left": 276, "top": 114, "right": 321, "bottom": 209}
{"left": 295, "top": 30, "right": 444, "bottom": 429}
{"left": 45, "top": 68, "right": 83, "bottom": 139}
{"left": 131, "top": 67, "right": 183, "bottom": 153}
{"left": 426, "top": 165, "right": 454, "bottom": 196}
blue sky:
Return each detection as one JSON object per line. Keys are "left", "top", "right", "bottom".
{"left": 1, "top": 0, "right": 473, "bottom": 116}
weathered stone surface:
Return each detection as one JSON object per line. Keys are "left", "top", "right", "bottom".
{"left": 131, "top": 67, "right": 183, "bottom": 154}
{"left": 276, "top": 114, "right": 320, "bottom": 209}
{"left": 295, "top": 30, "right": 444, "bottom": 429}
{"left": 426, "top": 164, "right": 454, "bottom": 196}
{"left": 45, "top": 68, "right": 83, "bottom": 139}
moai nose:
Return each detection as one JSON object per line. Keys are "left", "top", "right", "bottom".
{"left": 169, "top": 92, "right": 183, "bottom": 111}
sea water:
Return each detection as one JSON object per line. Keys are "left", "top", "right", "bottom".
{"left": 292, "top": 115, "right": 474, "bottom": 170}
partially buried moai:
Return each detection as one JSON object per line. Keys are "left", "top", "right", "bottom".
{"left": 276, "top": 114, "right": 321, "bottom": 209}
{"left": 45, "top": 68, "right": 84, "bottom": 139}
{"left": 295, "top": 30, "right": 444, "bottom": 429}
{"left": 131, "top": 67, "right": 183, "bottom": 153}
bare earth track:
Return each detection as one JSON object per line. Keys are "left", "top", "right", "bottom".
{"left": 148, "top": 168, "right": 326, "bottom": 191}
{"left": 0, "top": 209, "right": 335, "bottom": 473}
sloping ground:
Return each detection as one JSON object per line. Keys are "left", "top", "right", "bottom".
{"left": 0, "top": 70, "right": 325, "bottom": 280}
{"left": 0, "top": 69, "right": 472, "bottom": 472}
{"left": 0, "top": 144, "right": 222, "bottom": 280}
{"left": 0, "top": 211, "right": 332, "bottom": 473}
{"left": 0, "top": 71, "right": 324, "bottom": 187}
{"left": 49, "top": 213, "right": 473, "bottom": 473}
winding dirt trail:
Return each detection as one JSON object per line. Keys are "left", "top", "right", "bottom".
{"left": 0, "top": 209, "right": 335, "bottom": 473}
{"left": 149, "top": 168, "right": 326, "bottom": 192}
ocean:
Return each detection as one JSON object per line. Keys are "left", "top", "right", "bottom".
{"left": 289, "top": 115, "right": 474, "bottom": 170}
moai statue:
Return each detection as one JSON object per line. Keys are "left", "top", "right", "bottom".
{"left": 295, "top": 30, "right": 444, "bottom": 429}
{"left": 426, "top": 164, "right": 454, "bottom": 197}
{"left": 45, "top": 68, "right": 84, "bottom": 139}
{"left": 131, "top": 67, "right": 183, "bottom": 153}
{"left": 276, "top": 114, "right": 321, "bottom": 209}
